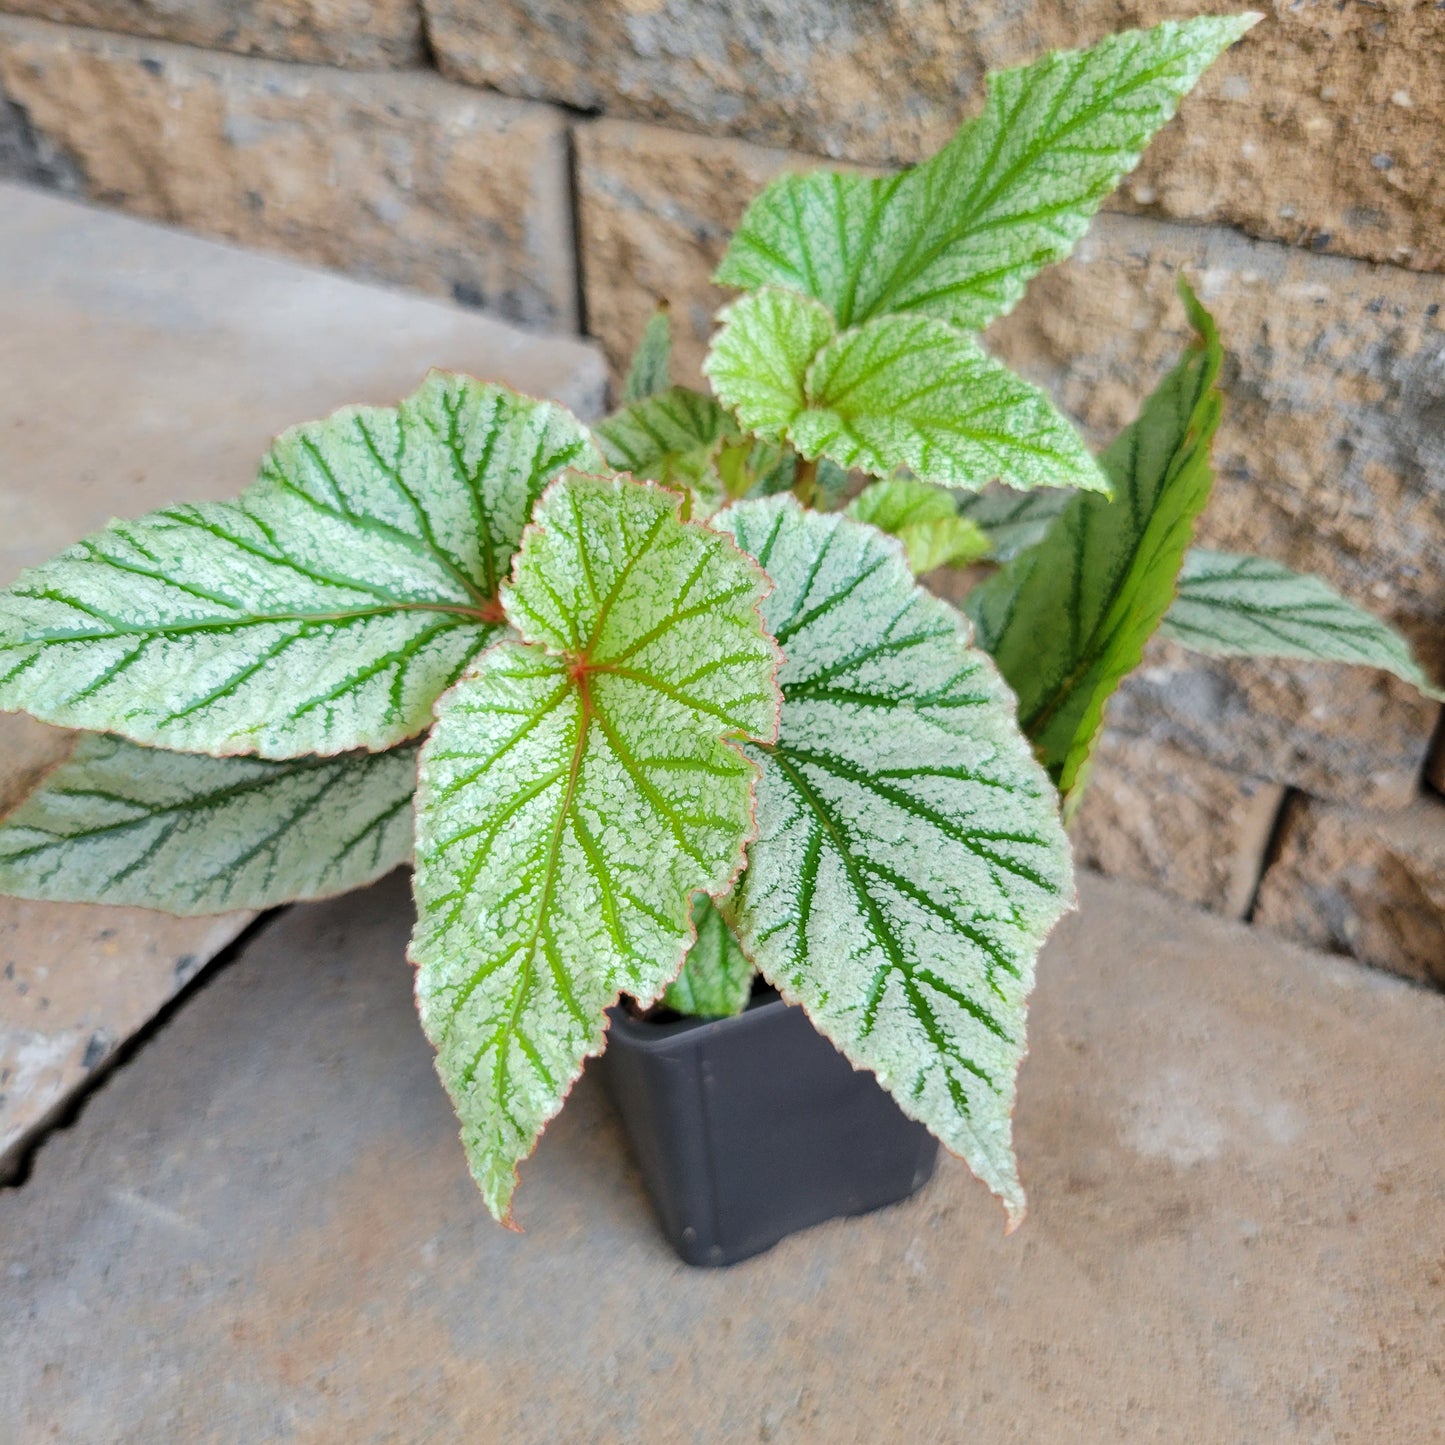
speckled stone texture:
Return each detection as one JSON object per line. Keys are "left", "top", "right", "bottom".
{"left": 0, "top": 15, "right": 580, "bottom": 329}
{"left": 2, "top": 869, "right": 1441, "bottom": 1439}
{"left": 427, "top": 0, "right": 1445, "bottom": 271}
{"left": 0, "top": 0, "right": 425, "bottom": 66}
{"left": 1254, "top": 793, "right": 1445, "bottom": 986}
{"left": 1069, "top": 729, "right": 1283, "bottom": 919}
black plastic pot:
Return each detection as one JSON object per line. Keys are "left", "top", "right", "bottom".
{"left": 598, "top": 990, "right": 939, "bottom": 1266}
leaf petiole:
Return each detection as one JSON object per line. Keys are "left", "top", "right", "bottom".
{"left": 792, "top": 456, "right": 819, "bottom": 507}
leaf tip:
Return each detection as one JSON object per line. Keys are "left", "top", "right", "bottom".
{"left": 1178, "top": 9, "right": 1262, "bottom": 50}
{"left": 1003, "top": 1196, "right": 1028, "bottom": 1236}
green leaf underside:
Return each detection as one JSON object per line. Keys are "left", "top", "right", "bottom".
{"left": 714, "top": 16, "right": 1255, "bottom": 331}
{"left": 847, "top": 478, "right": 991, "bottom": 573}
{"left": 714, "top": 499, "right": 1073, "bottom": 1225}
{"left": 706, "top": 290, "right": 1106, "bottom": 495}
{"left": 968, "top": 284, "right": 1224, "bottom": 803}
{"left": 1164, "top": 550, "right": 1444, "bottom": 700}
{"left": 957, "top": 484, "right": 1075, "bottom": 562}
{"left": 411, "top": 475, "right": 780, "bottom": 1223}
{"left": 0, "top": 733, "right": 417, "bottom": 914}
{"left": 594, "top": 386, "right": 739, "bottom": 517}
{"left": 0, "top": 375, "right": 599, "bottom": 758}
{"left": 663, "top": 894, "right": 755, "bottom": 1018}
{"left": 622, "top": 303, "right": 674, "bottom": 404}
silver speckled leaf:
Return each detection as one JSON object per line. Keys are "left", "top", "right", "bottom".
{"left": 715, "top": 16, "right": 1256, "bottom": 331}
{"left": 0, "top": 733, "right": 417, "bottom": 914}
{"left": 411, "top": 474, "right": 781, "bottom": 1222}
{"left": 1163, "top": 550, "right": 1443, "bottom": 700}
{"left": 0, "top": 374, "right": 598, "bottom": 757}
{"left": 715, "top": 497, "right": 1074, "bottom": 1225}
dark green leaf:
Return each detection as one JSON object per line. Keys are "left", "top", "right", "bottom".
{"left": 622, "top": 303, "right": 673, "bottom": 403}
{"left": 967, "top": 282, "right": 1224, "bottom": 805}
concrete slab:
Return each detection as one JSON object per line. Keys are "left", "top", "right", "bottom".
{"left": 0, "top": 180, "right": 609, "bottom": 1177}
{"left": 0, "top": 181, "right": 607, "bottom": 581}
{"left": 2, "top": 872, "right": 1440, "bottom": 1442}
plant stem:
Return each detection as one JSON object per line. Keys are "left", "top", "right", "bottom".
{"left": 793, "top": 456, "right": 819, "bottom": 508}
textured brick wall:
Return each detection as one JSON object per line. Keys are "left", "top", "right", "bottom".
{"left": 1, "top": 1, "right": 1441, "bottom": 981}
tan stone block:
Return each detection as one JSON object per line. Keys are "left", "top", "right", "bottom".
{"left": 0, "top": 0, "right": 424, "bottom": 66}
{"left": 989, "top": 212, "right": 1445, "bottom": 675}
{"left": 1069, "top": 730, "right": 1284, "bottom": 919}
{"left": 0, "top": 16, "right": 579, "bottom": 329}
{"left": 575, "top": 119, "right": 809, "bottom": 388}
{"left": 1118, "top": 0, "right": 1445, "bottom": 273}
{"left": 1254, "top": 794, "right": 1445, "bottom": 986}
{"left": 428, "top": 0, "right": 1445, "bottom": 272}
{"left": 1107, "top": 638, "right": 1439, "bottom": 811}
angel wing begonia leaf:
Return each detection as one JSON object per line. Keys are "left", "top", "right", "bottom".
{"left": 967, "top": 283, "right": 1224, "bottom": 807}
{"left": 846, "top": 478, "right": 992, "bottom": 573}
{"left": 1163, "top": 549, "right": 1443, "bottom": 700}
{"left": 715, "top": 16, "right": 1257, "bottom": 331}
{"left": 0, "top": 733, "right": 417, "bottom": 914}
{"left": 714, "top": 498, "right": 1074, "bottom": 1226}
{"left": 0, "top": 374, "right": 599, "bottom": 758}
{"left": 663, "top": 894, "right": 755, "bottom": 1018}
{"left": 410, "top": 474, "right": 780, "bottom": 1222}
{"left": 621, "top": 302, "right": 674, "bottom": 404}
{"left": 593, "top": 386, "right": 740, "bottom": 518}
{"left": 705, "top": 291, "right": 1106, "bottom": 494}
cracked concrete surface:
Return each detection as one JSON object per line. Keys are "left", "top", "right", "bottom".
{"left": 2, "top": 871, "right": 1440, "bottom": 1442}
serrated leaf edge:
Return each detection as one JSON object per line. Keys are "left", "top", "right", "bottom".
{"left": 0, "top": 731, "right": 421, "bottom": 916}
{"left": 409, "top": 472, "right": 784, "bottom": 1225}
{"left": 713, "top": 495, "right": 1072, "bottom": 1228}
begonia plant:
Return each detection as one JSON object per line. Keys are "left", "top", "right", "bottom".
{"left": 1, "top": 14, "right": 1436, "bottom": 1228}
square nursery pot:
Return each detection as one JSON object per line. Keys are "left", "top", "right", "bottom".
{"left": 598, "top": 989, "right": 939, "bottom": 1266}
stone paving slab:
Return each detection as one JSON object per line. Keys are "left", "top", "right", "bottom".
{"left": 2, "top": 871, "right": 1440, "bottom": 1442}
{"left": 0, "top": 181, "right": 608, "bottom": 1178}
{"left": 0, "top": 181, "right": 606, "bottom": 582}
